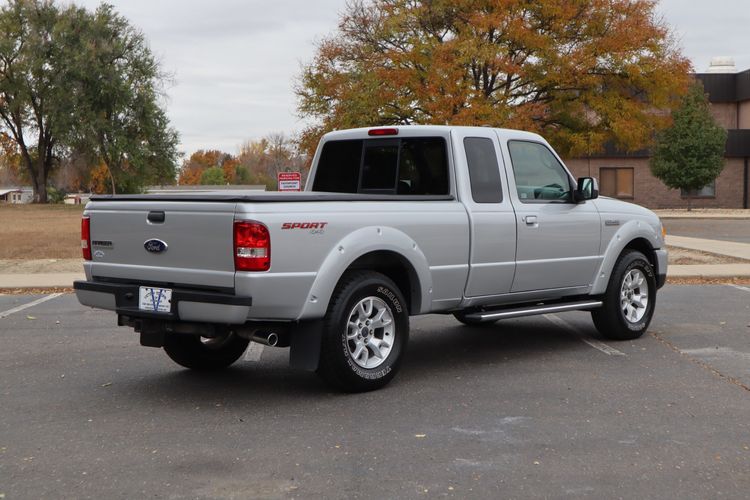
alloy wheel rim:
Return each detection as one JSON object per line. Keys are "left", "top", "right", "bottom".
{"left": 345, "top": 296, "right": 395, "bottom": 369}
{"left": 620, "top": 269, "right": 649, "bottom": 323}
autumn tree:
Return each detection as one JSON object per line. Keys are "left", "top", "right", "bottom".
{"left": 0, "top": 132, "right": 22, "bottom": 184}
{"left": 178, "top": 150, "right": 226, "bottom": 185}
{"left": 237, "top": 139, "right": 270, "bottom": 177}
{"left": 89, "top": 162, "right": 113, "bottom": 194}
{"left": 221, "top": 156, "right": 240, "bottom": 184}
{"left": 176, "top": 134, "right": 308, "bottom": 191}
{"left": 52, "top": 149, "right": 91, "bottom": 193}
{"left": 237, "top": 133, "right": 306, "bottom": 188}
{"left": 297, "top": 0, "right": 691, "bottom": 157}
{"left": 650, "top": 82, "right": 727, "bottom": 210}
{"left": 0, "top": 0, "right": 178, "bottom": 202}
{"left": 199, "top": 166, "right": 225, "bottom": 185}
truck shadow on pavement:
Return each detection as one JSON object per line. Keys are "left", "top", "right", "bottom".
{"left": 402, "top": 317, "right": 601, "bottom": 377}
{"left": 105, "top": 316, "right": 600, "bottom": 404}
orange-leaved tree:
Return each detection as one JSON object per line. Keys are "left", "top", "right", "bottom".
{"left": 296, "top": 0, "right": 691, "bottom": 158}
{"left": 89, "top": 163, "right": 113, "bottom": 194}
{"left": 0, "top": 131, "right": 24, "bottom": 184}
{"left": 178, "top": 150, "right": 227, "bottom": 185}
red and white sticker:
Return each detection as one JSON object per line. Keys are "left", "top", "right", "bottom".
{"left": 278, "top": 172, "right": 302, "bottom": 191}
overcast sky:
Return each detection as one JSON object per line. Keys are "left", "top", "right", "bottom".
{"left": 73, "top": 0, "right": 750, "bottom": 157}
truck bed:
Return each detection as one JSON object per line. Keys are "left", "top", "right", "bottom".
{"left": 90, "top": 192, "right": 455, "bottom": 203}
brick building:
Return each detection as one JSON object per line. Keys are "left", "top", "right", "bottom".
{"left": 565, "top": 58, "right": 750, "bottom": 209}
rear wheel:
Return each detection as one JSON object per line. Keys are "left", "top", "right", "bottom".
{"left": 317, "top": 271, "right": 409, "bottom": 392}
{"left": 163, "top": 332, "right": 249, "bottom": 370}
{"left": 592, "top": 250, "right": 656, "bottom": 340}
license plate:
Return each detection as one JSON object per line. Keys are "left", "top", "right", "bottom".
{"left": 138, "top": 286, "right": 173, "bottom": 313}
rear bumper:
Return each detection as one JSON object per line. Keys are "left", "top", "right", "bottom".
{"left": 74, "top": 280, "right": 252, "bottom": 324}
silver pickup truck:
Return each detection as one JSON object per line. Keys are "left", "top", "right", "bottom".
{"left": 75, "top": 125, "right": 667, "bottom": 392}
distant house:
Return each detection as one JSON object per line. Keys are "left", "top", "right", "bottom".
{"left": 64, "top": 193, "right": 92, "bottom": 205}
{"left": 0, "top": 187, "right": 33, "bottom": 204}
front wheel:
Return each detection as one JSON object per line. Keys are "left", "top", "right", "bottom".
{"left": 592, "top": 250, "right": 656, "bottom": 340}
{"left": 317, "top": 271, "right": 409, "bottom": 392}
{"left": 163, "top": 332, "right": 249, "bottom": 370}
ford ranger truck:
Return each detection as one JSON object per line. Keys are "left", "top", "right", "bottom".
{"left": 74, "top": 126, "right": 667, "bottom": 392}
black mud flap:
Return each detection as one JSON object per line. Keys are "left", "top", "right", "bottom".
{"left": 140, "top": 331, "right": 165, "bottom": 348}
{"left": 289, "top": 320, "right": 324, "bottom": 371}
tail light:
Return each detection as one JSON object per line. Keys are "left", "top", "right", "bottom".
{"left": 81, "top": 215, "right": 92, "bottom": 260}
{"left": 234, "top": 221, "right": 270, "bottom": 271}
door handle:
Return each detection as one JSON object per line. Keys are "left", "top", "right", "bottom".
{"left": 524, "top": 215, "right": 537, "bottom": 225}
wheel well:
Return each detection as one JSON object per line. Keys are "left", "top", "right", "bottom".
{"left": 624, "top": 238, "right": 657, "bottom": 274}
{"left": 344, "top": 251, "right": 421, "bottom": 314}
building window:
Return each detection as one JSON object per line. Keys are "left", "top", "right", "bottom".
{"left": 599, "top": 167, "right": 634, "bottom": 199}
{"left": 681, "top": 181, "right": 716, "bottom": 198}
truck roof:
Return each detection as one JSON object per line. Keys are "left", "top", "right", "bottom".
{"left": 322, "top": 125, "right": 546, "bottom": 143}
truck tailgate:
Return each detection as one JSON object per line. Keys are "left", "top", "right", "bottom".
{"left": 85, "top": 201, "right": 237, "bottom": 289}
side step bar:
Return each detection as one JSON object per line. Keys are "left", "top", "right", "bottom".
{"left": 463, "top": 300, "right": 603, "bottom": 322}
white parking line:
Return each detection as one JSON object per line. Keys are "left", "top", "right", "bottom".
{"left": 0, "top": 293, "right": 63, "bottom": 319}
{"left": 729, "top": 284, "right": 750, "bottom": 293}
{"left": 543, "top": 313, "right": 626, "bottom": 356}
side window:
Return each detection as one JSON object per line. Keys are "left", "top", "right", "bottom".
{"left": 464, "top": 137, "right": 503, "bottom": 203}
{"left": 508, "top": 141, "right": 572, "bottom": 202}
{"left": 312, "top": 140, "right": 363, "bottom": 193}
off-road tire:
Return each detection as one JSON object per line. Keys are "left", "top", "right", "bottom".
{"left": 592, "top": 250, "right": 656, "bottom": 340}
{"left": 317, "top": 271, "right": 409, "bottom": 392}
{"left": 163, "top": 332, "right": 249, "bottom": 370}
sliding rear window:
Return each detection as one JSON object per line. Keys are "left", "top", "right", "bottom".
{"left": 313, "top": 137, "right": 449, "bottom": 195}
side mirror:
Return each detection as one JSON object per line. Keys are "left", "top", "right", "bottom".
{"left": 574, "top": 177, "right": 599, "bottom": 202}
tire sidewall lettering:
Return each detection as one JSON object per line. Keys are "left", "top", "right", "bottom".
{"left": 339, "top": 283, "right": 404, "bottom": 381}
{"left": 620, "top": 258, "right": 655, "bottom": 332}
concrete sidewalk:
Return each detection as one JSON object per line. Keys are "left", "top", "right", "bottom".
{"left": 666, "top": 235, "right": 750, "bottom": 261}
{"left": 664, "top": 235, "right": 750, "bottom": 279}
{"left": 655, "top": 209, "right": 750, "bottom": 219}
{"left": 2, "top": 235, "right": 750, "bottom": 289}
{"left": 0, "top": 273, "right": 84, "bottom": 289}
{"left": 668, "top": 264, "right": 750, "bottom": 278}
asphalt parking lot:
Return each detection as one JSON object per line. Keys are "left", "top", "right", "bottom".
{"left": 2, "top": 285, "right": 750, "bottom": 499}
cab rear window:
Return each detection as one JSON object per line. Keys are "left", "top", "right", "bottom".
{"left": 313, "top": 137, "right": 449, "bottom": 195}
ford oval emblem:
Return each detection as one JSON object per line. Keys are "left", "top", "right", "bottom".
{"left": 144, "top": 239, "right": 168, "bottom": 254}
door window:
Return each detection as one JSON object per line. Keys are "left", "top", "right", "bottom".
{"left": 508, "top": 141, "right": 572, "bottom": 202}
